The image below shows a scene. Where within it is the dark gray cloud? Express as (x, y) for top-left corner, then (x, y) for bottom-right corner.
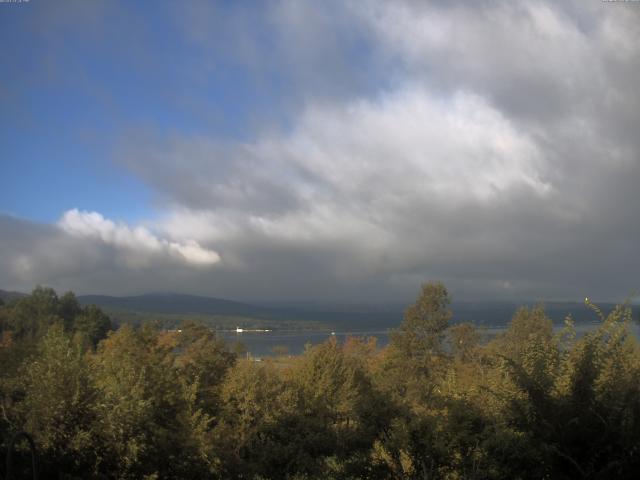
(3, 0), (640, 302)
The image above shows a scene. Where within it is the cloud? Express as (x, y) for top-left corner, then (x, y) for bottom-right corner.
(354, 1), (615, 121)
(129, 87), (550, 217)
(117, 0), (640, 301)
(58, 209), (220, 267)
(0, 212), (224, 296)
(121, 79), (640, 301)
(3, 0), (640, 302)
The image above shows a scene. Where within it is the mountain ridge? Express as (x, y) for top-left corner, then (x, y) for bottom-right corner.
(3, 289), (636, 329)
(0, 289), (28, 302)
(77, 292), (637, 329)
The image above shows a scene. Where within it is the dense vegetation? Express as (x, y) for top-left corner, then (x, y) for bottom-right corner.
(1, 284), (639, 479)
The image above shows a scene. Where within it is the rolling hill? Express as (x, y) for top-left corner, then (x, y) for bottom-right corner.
(78, 293), (273, 317)
(3, 288), (635, 330)
(77, 293), (637, 331)
(0, 289), (28, 302)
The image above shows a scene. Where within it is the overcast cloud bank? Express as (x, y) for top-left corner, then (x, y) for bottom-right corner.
(1, 0), (639, 302)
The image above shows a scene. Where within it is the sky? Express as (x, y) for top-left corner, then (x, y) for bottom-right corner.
(1, 0), (640, 303)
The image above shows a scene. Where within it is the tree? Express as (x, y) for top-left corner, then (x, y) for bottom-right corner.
(74, 304), (112, 347)
(17, 323), (97, 476)
(292, 338), (393, 478)
(90, 324), (185, 479)
(391, 282), (452, 361)
(58, 291), (82, 331)
(214, 359), (311, 478)
(6, 286), (62, 341)
(2, 287), (112, 347)
(449, 323), (480, 363)
(173, 321), (236, 415)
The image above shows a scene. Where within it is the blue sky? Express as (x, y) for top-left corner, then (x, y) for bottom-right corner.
(1, 1), (315, 222)
(0, 1), (387, 223)
(1, 1), (640, 302)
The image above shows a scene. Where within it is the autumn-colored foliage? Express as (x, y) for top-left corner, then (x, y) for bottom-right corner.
(1, 284), (640, 479)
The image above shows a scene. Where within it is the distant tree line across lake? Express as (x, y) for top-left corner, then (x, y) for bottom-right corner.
(1, 283), (640, 479)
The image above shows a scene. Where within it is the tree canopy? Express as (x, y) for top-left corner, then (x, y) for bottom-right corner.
(2, 284), (640, 479)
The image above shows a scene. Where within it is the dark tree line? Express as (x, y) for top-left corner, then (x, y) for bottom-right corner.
(1, 284), (639, 479)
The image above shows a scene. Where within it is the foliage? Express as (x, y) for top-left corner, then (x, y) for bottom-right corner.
(2, 286), (112, 346)
(2, 284), (640, 479)
(17, 324), (97, 477)
(391, 282), (452, 361)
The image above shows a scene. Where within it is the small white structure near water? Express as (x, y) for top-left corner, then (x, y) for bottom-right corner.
(234, 327), (272, 333)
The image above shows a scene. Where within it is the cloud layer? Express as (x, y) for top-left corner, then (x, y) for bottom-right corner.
(2, 0), (640, 302)
(59, 209), (220, 267)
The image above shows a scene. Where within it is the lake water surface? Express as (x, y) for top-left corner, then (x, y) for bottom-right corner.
(220, 322), (640, 358)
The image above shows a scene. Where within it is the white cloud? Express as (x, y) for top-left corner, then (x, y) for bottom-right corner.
(4, 0), (640, 301)
(281, 88), (550, 202)
(115, 0), (640, 301)
(149, 86), (550, 259)
(59, 209), (220, 267)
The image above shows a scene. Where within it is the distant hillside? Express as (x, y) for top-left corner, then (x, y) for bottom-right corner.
(0, 289), (27, 302)
(77, 293), (637, 331)
(450, 301), (636, 326)
(78, 293), (273, 317)
(253, 298), (635, 327)
(77, 293), (401, 330)
(78, 293), (340, 330)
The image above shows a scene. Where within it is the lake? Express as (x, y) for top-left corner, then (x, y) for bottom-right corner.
(220, 322), (640, 358)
